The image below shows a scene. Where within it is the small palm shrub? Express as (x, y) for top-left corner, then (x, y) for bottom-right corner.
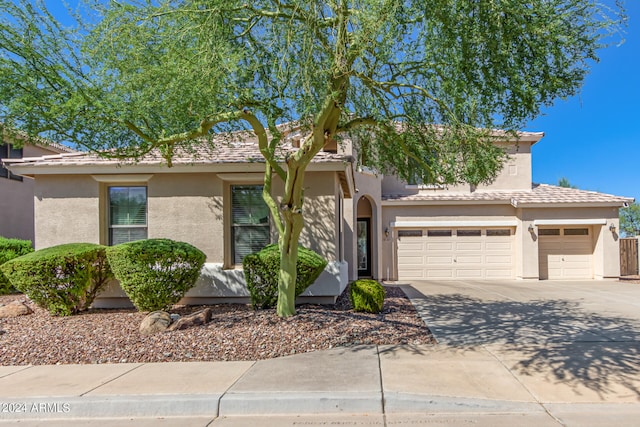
(0, 236), (34, 294)
(243, 244), (327, 309)
(0, 243), (112, 316)
(106, 238), (206, 311)
(350, 279), (385, 313)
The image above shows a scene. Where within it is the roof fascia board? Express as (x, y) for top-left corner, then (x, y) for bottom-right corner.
(381, 199), (511, 206)
(92, 174), (154, 183)
(533, 219), (607, 226)
(517, 202), (630, 208)
(392, 219), (519, 228)
(7, 160), (351, 176)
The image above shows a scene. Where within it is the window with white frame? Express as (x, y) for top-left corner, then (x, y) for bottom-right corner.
(108, 186), (148, 245)
(231, 185), (270, 265)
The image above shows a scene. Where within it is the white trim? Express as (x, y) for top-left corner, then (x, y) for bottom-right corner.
(391, 220), (518, 228)
(533, 219), (607, 226)
(217, 173), (265, 182)
(91, 174), (153, 183)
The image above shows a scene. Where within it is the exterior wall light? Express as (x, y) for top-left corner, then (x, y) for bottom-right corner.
(528, 224), (535, 233)
(609, 223), (616, 233)
(384, 227), (390, 238)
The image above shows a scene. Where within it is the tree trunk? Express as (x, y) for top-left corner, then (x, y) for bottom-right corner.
(275, 162), (307, 317)
(276, 212), (303, 316)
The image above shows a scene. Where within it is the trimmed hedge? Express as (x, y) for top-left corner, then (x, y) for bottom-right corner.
(0, 237), (34, 294)
(106, 238), (206, 312)
(0, 243), (112, 316)
(350, 279), (385, 313)
(243, 244), (327, 309)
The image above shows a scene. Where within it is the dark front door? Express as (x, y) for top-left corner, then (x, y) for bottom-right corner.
(357, 218), (372, 277)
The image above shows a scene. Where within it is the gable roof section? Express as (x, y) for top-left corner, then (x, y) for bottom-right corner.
(4, 138), (355, 197)
(382, 184), (634, 208)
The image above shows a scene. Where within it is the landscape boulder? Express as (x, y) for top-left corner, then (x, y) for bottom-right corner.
(139, 311), (172, 335)
(167, 308), (212, 331)
(0, 301), (33, 318)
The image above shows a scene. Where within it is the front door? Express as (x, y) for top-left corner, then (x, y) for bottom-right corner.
(357, 218), (372, 277)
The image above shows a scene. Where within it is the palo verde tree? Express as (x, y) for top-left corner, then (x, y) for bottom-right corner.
(0, 0), (624, 316)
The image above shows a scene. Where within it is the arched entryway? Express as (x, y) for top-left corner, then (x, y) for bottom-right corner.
(356, 196), (374, 278)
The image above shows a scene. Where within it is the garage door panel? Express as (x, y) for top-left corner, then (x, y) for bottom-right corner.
(457, 255), (483, 264)
(538, 228), (593, 280)
(455, 242), (482, 251)
(486, 242), (512, 251)
(426, 256), (453, 264)
(397, 228), (515, 280)
(397, 256), (425, 266)
(397, 241), (425, 251)
(456, 269), (483, 278)
(426, 242), (453, 251)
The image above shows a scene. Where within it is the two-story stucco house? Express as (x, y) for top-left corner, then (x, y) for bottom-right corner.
(352, 132), (633, 283)
(0, 135), (75, 243)
(3, 129), (633, 308)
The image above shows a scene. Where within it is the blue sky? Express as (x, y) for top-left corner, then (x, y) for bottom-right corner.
(526, 2), (640, 203)
(46, 2), (638, 202)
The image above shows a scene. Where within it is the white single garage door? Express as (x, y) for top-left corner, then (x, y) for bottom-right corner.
(396, 228), (515, 280)
(538, 227), (593, 279)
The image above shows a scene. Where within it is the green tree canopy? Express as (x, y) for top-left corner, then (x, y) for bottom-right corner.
(0, 0), (625, 316)
(558, 177), (579, 188)
(620, 202), (640, 237)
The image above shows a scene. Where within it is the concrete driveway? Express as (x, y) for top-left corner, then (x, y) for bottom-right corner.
(399, 279), (640, 411)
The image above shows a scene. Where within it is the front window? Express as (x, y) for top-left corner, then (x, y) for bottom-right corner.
(108, 186), (148, 245)
(231, 185), (270, 265)
(0, 142), (23, 181)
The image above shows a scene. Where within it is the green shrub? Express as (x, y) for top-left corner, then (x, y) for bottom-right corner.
(0, 243), (112, 315)
(243, 244), (328, 309)
(0, 237), (34, 294)
(106, 238), (206, 312)
(350, 279), (385, 313)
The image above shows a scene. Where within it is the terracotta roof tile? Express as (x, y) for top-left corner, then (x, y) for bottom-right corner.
(5, 139), (349, 167)
(382, 184), (634, 206)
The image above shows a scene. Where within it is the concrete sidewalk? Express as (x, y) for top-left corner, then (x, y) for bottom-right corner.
(2, 344), (640, 426)
(2, 279), (640, 425)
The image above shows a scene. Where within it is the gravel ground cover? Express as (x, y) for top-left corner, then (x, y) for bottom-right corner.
(0, 286), (434, 365)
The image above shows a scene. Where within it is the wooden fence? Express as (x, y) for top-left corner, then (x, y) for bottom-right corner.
(620, 237), (639, 276)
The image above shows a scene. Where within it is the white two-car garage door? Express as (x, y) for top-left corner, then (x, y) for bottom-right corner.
(538, 227), (593, 279)
(396, 228), (515, 280)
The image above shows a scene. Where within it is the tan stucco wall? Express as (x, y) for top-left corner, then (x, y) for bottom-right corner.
(0, 177), (35, 241)
(147, 173), (223, 261)
(285, 171), (339, 260)
(0, 144), (71, 243)
(380, 142), (533, 196)
(32, 170), (341, 266)
(477, 142), (532, 191)
(33, 175), (100, 249)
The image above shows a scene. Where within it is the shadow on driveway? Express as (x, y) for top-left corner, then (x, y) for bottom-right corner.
(404, 288), (640, 399)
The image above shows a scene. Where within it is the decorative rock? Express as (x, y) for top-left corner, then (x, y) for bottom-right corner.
(139, 311), (172, 335)
(170, 313), (181, 322)
(167, 308), (212, 331)
(0, 301), (33, 318)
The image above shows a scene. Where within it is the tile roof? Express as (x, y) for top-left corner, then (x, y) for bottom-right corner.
(382, 184), (634, 207)
(3, 138), (350, 168)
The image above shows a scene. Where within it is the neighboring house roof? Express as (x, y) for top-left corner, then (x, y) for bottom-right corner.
(2, 129), (76, 154)
(382, 184), (635, 207)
